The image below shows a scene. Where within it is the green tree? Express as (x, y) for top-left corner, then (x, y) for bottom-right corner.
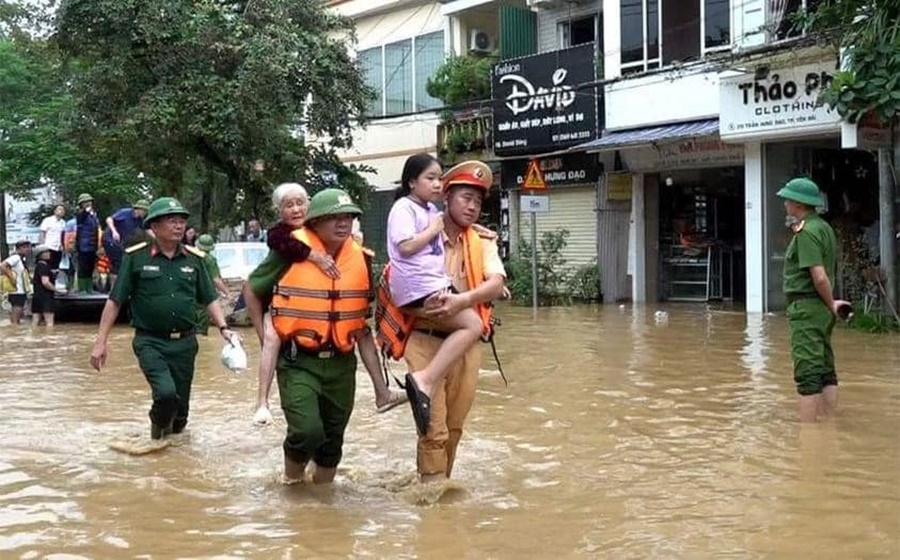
(55, 0), (374, 225)
(800, 0), (900, 123)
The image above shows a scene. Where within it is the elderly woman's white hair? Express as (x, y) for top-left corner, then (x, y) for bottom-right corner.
(271, 182), (309, 209)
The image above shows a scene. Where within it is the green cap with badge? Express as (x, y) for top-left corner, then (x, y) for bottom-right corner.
(306, 188), (362, 222)
(77, 193), (93, 205)
(776, 177), (824, 208)
(143, 197), (190, 227)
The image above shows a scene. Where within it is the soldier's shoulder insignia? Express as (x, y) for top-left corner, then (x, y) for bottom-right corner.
(125, 241), (149, 254)
(361, 246), (376, 258)
(184, 245), (206, 258)
(791, 220), (806, 234)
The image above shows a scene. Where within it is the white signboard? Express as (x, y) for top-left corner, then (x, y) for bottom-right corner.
(520, 195), (549, 213)
(719, 63), (842, 141)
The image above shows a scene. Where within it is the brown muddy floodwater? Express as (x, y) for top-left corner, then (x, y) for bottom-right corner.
(0, 304), (898, 559)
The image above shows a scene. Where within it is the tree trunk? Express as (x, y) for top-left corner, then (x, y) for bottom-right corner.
(200, 167), (213, 233)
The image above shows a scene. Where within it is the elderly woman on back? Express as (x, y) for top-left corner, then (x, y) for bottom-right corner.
(244, 183), (406, 426)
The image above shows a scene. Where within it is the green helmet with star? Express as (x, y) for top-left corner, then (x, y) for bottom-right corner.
(306, 188), (362, 221)
(143, 197), (190, 227)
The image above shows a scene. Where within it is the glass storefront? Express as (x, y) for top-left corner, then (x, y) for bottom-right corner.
(764, 138), (880, 310)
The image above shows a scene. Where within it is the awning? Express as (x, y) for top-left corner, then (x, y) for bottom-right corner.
(573, 119), (720, 152)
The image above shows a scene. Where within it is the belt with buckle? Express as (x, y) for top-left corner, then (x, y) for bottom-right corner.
(414, 328), (451, 340)
(282, 341), (346, 360)
(136, 328), (196, 340)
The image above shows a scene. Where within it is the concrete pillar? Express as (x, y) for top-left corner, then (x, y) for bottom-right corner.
(744, 142), (766, 313)
(629, 174), (646, 302)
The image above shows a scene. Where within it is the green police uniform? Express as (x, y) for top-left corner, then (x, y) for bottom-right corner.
(779, 179), (839, 396)
(111, 198), (218, 435)
(247, 188), (366, 468)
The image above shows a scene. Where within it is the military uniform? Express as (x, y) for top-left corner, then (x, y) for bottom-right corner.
(778, 178), (840, 396)
(195, 234), (223, 336)
(247, 188), (370, 471)
(110, 199), (218, 436)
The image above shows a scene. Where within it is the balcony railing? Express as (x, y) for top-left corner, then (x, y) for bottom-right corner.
(436, 102), (492, 163)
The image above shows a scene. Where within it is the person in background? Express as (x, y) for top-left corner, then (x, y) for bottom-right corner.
(778, 178), (850, 423)
(39, 204), (66, 272)
(94, 246), (111, 292)
(194, 233), (230, 336)
(103, 199), (149, 288)
(1, 240), (33, 325)
(243, 219), (266, 242)
(75, 193), (101, 293)
(184, 226), (199, 247)
(61, 217), (77, 291)
(90, 197), (237, 440)
(30, 244), (57, 327)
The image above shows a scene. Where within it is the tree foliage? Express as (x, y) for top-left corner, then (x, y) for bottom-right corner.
(801, 0), (900, 123)
(426, 55), (496, 107)
(55, 0), (374, 224)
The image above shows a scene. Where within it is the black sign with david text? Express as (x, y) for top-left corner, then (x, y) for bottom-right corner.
(500, 152), (603, 190)
(491, 44), (599, 156)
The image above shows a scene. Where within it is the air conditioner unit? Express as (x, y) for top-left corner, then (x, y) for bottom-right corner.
(468, 29), (495, 54)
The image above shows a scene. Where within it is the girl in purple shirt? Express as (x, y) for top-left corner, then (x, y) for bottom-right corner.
(386, 153), (483, 436)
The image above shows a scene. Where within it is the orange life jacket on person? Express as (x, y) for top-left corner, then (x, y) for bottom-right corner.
(270, 228), (373, 353)
(375, 227), (495, 361)
(96, 254), (111, 274)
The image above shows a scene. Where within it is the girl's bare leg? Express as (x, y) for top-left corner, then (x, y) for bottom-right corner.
(408, 306), (482, 398)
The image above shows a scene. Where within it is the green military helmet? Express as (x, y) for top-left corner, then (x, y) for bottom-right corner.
(133, 199), (150, 211)
(76, 193), (93, 205)
(776, 177), (824, 207)
(143, 197), (190, 227)
(197, 233), (215, 252)
(306, 188), (362, 221)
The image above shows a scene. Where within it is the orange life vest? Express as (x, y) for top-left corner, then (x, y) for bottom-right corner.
(96, 254), (111, 274)
(375, 227), (494, 360)
(271, 228), (372, 353)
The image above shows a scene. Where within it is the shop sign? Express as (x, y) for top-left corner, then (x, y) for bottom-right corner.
(501, 151), (603, 190)
(491, 44), (599, 156)
(719, 62), (841, 141)
(623, 139), (744, 171)
(606, 172), (632, 201)
(520, 195), (550, 213)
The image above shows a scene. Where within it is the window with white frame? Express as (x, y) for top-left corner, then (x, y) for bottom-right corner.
(559, 14), (600, 48)
(359, 31), (445, 117)
(620, 0), (730, 75)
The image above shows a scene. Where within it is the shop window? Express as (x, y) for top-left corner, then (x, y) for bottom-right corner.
(619, 0), (729, 74)
(358, 31), (445, 118)
(560, 15), (599, 47)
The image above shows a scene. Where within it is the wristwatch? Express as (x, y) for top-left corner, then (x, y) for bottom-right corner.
(218, 325), (229, 333)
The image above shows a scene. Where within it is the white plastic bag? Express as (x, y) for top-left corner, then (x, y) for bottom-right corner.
(221, 334), (248, 372)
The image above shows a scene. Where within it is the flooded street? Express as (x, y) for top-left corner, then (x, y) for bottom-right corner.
(1, 304), (898, 559)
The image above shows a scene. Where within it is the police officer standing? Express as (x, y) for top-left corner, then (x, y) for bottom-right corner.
(90, 197), (238, 439)
(778, 178), (851, 423)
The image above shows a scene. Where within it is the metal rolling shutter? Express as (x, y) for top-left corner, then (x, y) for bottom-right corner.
(518, 186), (597, 268)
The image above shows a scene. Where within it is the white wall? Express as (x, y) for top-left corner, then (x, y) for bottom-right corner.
(604, 69), (720, 131)
(332, 1), (445, 191)
(338, 114), (443, 190)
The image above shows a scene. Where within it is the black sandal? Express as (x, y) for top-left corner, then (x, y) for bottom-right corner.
(404, 373), (431, 436)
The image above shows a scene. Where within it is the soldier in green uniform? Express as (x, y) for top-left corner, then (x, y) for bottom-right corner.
(194, 233), (230, 336)
(90, 197), (238, 439)
(778, 178), (851, 423)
